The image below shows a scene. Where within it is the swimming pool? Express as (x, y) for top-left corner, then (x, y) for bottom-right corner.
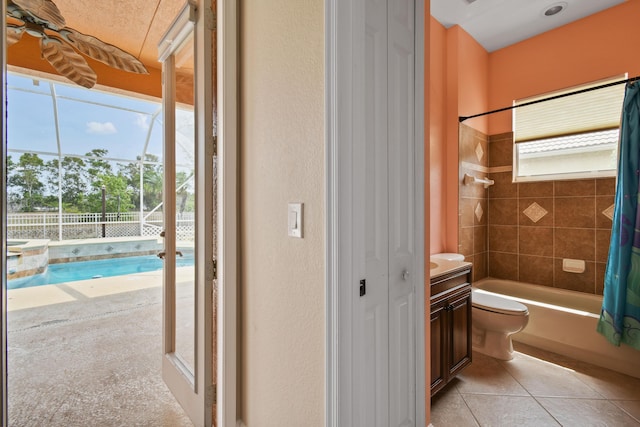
(7, 253), (194, 289)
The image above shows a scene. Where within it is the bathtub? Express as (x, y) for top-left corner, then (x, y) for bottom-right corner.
(474, 278), (640, 379)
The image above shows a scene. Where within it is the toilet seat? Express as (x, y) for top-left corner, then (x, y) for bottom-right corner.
(472, 290), (528, 316)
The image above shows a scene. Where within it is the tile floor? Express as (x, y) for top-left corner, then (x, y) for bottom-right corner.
(431, 342), (640, 426)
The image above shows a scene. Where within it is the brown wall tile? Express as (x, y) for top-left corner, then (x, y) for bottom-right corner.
(596, 195), (615, 229)
(464, 131), (613, 296)
(459, 124), (488, 167)
(488, 132), (513, 144)
(475, 198), (488, 225)
(489, 171), (517, 199)
(460, 197), (476, 227)
(554, 228), (596, 261)
(555, 179), (595, 196)
(596, 263), (606, 295)
(518, 198), (553, 227)
(519, 255), (554, 286)
(554, 197), (595, 228)
(519, 227), (553, 257)
(489, 225), (517, 253)
(596, 177), (616, 195)
(554, 259), (596, 293)
(489, 252), (518, 281)
(474, 226), (487, 254)
(519, 181), (553, 198)
(472, 252), (488, 282)
(459, 226), (474, 257)
(595, 229), (611, 263)
(488, 138), (512, 168)
(489, 198), (518, 226)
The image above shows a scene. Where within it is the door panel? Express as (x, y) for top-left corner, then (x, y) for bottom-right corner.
(361, 0), (416, 425)
(158, 2), (214, 425)
(387, 0), (416, 425)
(363, 0), (389, 422)
(173, 36), (197, 374)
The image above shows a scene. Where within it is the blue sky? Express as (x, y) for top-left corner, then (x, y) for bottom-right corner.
(7, 72), (164, 163)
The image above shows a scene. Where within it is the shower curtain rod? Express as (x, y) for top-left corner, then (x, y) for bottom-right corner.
(458, 75), (640, 123)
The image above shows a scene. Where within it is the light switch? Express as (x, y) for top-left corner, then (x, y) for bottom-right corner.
(288, 203), (303, 238)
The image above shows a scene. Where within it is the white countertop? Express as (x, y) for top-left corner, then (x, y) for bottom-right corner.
(429, 258), (472, 280)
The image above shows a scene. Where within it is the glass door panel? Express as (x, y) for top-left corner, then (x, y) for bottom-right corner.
(159, 1), (214, 425)
(173, 36), (196, 374)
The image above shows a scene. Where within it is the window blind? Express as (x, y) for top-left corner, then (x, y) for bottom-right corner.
(514, 77), (626, 143)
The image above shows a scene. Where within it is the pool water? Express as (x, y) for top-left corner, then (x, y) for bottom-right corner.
(7, 253), (194, 289)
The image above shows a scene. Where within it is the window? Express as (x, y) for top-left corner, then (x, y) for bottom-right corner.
(513, 77), (626, 182)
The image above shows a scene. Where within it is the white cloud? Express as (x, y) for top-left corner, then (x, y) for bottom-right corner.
(135, 113), (150, 130)
(86, 121), (117, 135)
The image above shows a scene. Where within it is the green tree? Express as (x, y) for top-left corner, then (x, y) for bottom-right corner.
(119, 154), (163, 211)
(8, 153), (45, 211)
(87, 173), (135, 213)
(176, 170), (194, 214)
(85, 149), (112, 177)
(46, 156), (89, 211)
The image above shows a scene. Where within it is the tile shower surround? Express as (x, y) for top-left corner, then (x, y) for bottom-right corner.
(458, 124), (614, 295)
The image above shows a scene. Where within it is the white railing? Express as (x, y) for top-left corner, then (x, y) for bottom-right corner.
(7, 212), (195, 241)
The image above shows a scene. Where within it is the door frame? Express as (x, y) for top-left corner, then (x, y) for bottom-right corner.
(325, 1), (426, 425)
(1, 0), (7, 424)
(216, 1), (238, 426)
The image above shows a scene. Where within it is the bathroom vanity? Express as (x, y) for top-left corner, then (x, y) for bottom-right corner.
(429, 261), (472, 396)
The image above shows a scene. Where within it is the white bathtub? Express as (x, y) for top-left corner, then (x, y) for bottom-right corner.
(474, 278), (640, 379)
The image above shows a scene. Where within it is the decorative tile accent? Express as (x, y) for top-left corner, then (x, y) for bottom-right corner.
(72, 248), (80, 255)
(602, 204), (615, 221)
(475, 143), (484, 162)
(475, 202), (484, 222)
(523, 202), (548, 223)
(106, 245), (114, 252)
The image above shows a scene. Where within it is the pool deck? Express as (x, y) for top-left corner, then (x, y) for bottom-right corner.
(7, 271), (193, 426)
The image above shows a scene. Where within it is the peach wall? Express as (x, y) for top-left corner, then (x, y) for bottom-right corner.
(429, 17), (446, 255)
(429, 24), (489, 254)
(489, 0), (640, 134)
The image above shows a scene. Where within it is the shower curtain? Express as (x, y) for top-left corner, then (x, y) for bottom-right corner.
(597, 81), (640, 350)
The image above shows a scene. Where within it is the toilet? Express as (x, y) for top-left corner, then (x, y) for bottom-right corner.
(431, 253), (529, 360)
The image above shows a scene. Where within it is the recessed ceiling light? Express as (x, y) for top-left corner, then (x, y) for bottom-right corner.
(544, 2), (567, 16)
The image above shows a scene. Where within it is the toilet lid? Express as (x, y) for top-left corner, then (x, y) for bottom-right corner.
(472, 290), (528, 315)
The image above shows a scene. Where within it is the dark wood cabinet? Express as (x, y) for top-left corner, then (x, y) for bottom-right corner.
(430, 266), (472, 397)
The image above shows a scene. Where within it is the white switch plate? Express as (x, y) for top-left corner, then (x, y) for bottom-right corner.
(288, 203), (303, 238)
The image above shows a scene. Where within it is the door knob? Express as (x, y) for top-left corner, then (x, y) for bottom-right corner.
(157, 251), (183, 259)
(402, 270), (410, 281)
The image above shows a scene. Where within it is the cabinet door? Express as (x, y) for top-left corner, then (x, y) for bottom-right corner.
(429, 301), (447, 396)
(448, 290), (472, 378)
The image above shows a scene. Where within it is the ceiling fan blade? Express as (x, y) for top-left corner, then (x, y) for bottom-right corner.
(40, 37), (97, 88)
(59, 28), (148, 75)
(11, 0), (66, 30)
(7, 24), (26, 46)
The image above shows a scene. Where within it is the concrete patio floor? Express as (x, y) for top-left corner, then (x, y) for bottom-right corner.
(7, 270), (193, 426)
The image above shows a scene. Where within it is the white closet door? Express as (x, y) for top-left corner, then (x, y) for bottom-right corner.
(357, 0), (416, 425)
(387, 1), (416, 425)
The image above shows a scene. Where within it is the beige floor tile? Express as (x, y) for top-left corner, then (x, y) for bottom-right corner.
(462, 394), (560, 426)
(537, 397), (640, 426)
(613, 401), (640, 423)
(456, 352), (529, 396)
(431, 385), (479, 427)
(500, 351), (603, 398)
(570, 363), (640, 401)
